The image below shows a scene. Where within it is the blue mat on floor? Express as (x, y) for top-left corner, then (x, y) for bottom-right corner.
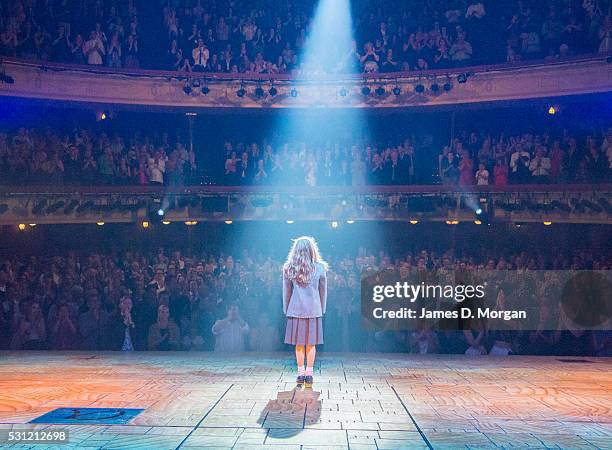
(30, 407), (143, 424)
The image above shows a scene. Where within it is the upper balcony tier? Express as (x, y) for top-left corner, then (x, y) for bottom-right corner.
(1, 55), (611, 110)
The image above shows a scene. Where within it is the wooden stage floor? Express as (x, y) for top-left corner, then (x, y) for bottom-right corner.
(0, 352), (610, 449)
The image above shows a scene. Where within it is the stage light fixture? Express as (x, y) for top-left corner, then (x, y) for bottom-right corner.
(331, 221), (339, 228)
(597, 198), (612, 213)
(581, 199), (602, 212)
(286, 220), (294, 224)
(268, 86), (278, 96)
(543, 221), (552, 226)
(236, 85), (246, 97)
(46, 201), (65, 214)
(29, 223), (37, 227)
(157, 209), (165, 216)
(339, 87), (348, 97)
(443, 82), (453, 91)
(392, 86), (401, 96)
(189, 197), (201, 208)
(0, 72), (14, 84)
(97, 221), (105, 226)
(201, 85), (210, 95)
(224, 220), (233, 224)
(184, 220), (198, 226)
(255, 86), (265, 97)
(162, 220), (171, 225)
(18, 223), (26, 231)
(548, 106), (557, 115)
(409, 220), (418, 224)
(76, 200), (94, 213)
(32, 200), (47, 215)
(570, 198), (586, 213)
(183, 84), (192, 95)
(346, 220), (355, 224)
(414, 84), (425, 93)
(0, 59), (15, 84)
(375, 86), (385, 96)
(430, 83), (439, 92)
(290, 88), (298, 97)
(542, 203), (555, 213)
(550, 200), (571, 212)
(142, 221), (150, 228)
(475, 208), (483, 215)
(474, 220), (482, 225)
(361, 86), (371, 96)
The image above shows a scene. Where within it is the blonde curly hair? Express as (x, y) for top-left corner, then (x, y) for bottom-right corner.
(283, 236), (328, 287)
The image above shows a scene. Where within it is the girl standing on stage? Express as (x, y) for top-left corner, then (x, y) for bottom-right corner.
(283, 236), (328, 388)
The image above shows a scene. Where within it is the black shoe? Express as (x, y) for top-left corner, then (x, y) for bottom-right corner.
(304, 375), (313, 389)
(296, 375), (305, 387)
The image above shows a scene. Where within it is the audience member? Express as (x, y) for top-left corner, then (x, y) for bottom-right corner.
(0, 242), (609, 355)
(212, 303), (250, 352)
(148, 304), (181, 350)
(1, 1), (610, 75)
(0, 127), (197, 186)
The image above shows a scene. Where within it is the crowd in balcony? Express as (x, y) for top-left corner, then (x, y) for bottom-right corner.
(1, 124), (611, 186)
(221, 128), (612, 186)
(1, 0), (611, 74)
(0, 127), (197, 186)
(0, 244), (609, 355)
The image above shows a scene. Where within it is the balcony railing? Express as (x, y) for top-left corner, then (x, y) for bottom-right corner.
(0, 184), (610, 225)
(1, 55), (611, 109)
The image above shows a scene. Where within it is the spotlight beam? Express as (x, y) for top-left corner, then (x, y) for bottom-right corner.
(300, 0), (353, 77)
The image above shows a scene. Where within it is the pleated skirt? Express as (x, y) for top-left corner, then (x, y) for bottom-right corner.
(284, 317), (324, 345)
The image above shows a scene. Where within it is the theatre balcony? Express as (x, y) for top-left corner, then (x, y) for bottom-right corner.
(1, 55), (612, 110)
(0, 184), (610, 226)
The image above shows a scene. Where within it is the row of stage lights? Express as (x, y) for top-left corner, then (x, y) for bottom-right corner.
(16, 220), (197, 230)
(182, 73), (473, 98)
(15, 219), (555, 231)
(6, 194), (606, 223)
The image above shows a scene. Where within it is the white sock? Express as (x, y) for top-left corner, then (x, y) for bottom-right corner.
(297, 366), (305, 376)
(305, 367), (313, 376)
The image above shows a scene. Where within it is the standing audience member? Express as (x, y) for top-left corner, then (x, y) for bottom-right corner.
(148, 304), (181, 350)
(0, 0), (607, 75)
(0, 244), (608, 356)
(79, 290), (112, 350)
(475, 162), (489, 185)
(529, 147), (552, 183)
(212, 304), (249, 352)
(11, 301), (47, 350)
